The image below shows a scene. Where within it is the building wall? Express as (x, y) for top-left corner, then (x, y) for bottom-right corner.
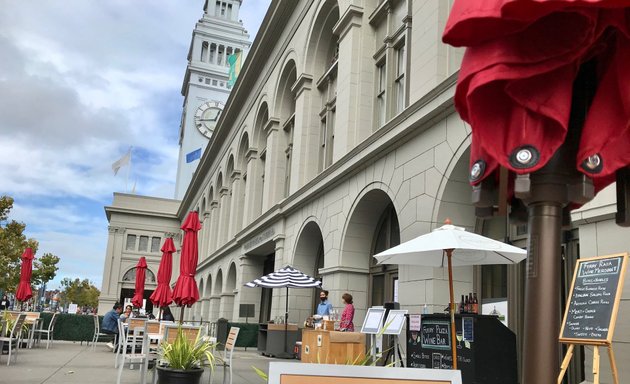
(98, 193), (180, 315)
(179, 0), (475, 327)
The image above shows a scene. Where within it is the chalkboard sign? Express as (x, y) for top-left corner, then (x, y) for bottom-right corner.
(420, 320), (451, 350)
(560, 253), (628, 345)
(407, 314), (518, 384)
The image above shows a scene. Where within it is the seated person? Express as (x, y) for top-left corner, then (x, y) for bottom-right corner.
(119, 305), (133, 322)
(102, 303), (123, 350)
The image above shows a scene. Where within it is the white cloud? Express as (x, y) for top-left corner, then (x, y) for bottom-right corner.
(0, 0), (271, 290)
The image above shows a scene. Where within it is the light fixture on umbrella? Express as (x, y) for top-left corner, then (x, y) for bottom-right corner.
(374, 219), (526, 370)
(150, 237), (176, 320)
(131, 257), (147, 309)
(245, 265), (322, 358)
(16, 248), (35, 306)
(172, 211), (202, 322)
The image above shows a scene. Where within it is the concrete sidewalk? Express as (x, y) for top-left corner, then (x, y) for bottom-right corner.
(0, 341), (297, 384)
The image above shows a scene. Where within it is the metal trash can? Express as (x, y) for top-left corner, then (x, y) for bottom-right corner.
(294, 341), (302, 360)
(216, 318), (228, 351)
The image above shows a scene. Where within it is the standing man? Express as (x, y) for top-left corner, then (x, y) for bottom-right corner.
(317, 290), (333, 316)
(102, 303), (123, 350)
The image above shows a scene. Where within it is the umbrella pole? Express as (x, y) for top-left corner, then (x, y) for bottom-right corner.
(446, 249), (458, 370)
(179, 306), (185, 324)
(285, 287), (288, 356)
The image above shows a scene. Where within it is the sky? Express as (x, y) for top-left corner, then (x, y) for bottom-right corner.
(0, 0), (271, 291)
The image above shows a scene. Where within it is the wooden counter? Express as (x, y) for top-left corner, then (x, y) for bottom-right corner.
(301, 329), (366, 364)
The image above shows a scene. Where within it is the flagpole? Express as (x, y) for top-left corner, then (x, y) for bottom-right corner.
(126, 147), (132, 193)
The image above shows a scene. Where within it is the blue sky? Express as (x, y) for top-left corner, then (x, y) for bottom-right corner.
(0, 0), (271, 290)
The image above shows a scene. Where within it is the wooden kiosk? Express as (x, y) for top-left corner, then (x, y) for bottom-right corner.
(301, 325), (366, 364)
(557, 253), (628, 384)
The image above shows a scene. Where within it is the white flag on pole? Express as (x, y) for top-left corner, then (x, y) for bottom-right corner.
(112, 149), (131, 176)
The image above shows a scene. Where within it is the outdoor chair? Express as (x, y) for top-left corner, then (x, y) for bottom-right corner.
(33, 312), (58, 349)
(0, 312), (27, 365)
(115, 318), (147, 368)
(211, 326), (240, 384)
(116, 321), (150, 384)
(91, 314), (114, 351)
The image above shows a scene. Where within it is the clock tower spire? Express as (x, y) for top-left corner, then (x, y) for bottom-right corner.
(175, 0), (250, 199)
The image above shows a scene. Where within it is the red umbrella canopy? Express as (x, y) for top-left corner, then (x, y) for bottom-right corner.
(443, 0), (630, 192)
(149, 237), (176, 308)
(15, 248), (34, 302)
(131, 257), (148, 308)
(172, 211), (202, 307)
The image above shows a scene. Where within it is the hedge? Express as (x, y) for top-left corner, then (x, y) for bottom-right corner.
(227, 322), (258, 348)
(39, 312), (97, 343)
(32, 313), (260, 348)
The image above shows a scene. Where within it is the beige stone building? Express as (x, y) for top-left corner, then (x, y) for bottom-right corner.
(99, 1), (629, 382)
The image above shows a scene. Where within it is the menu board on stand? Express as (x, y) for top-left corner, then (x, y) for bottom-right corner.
(557, 253), (628, 384)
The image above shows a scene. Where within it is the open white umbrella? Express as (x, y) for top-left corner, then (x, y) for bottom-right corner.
(374, 220), (526, 370)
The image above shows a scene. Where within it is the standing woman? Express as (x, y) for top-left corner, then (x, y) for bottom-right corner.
(339, 293), (355, 332)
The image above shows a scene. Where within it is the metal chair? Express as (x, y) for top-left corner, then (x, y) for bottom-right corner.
(33, 312), (58, 349)
(91, 314), (114, 351)
(211, 327), (240, 384)
(0, 313), (27, 365)
(116, 321), (150, 384)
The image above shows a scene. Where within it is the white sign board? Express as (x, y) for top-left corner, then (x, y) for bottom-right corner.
(383, 309), (408, 335)
(68, 303), (78, 314)
(361, 307), (386, 334)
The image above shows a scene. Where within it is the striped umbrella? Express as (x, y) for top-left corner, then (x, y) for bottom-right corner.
(245, 265), (321, 357)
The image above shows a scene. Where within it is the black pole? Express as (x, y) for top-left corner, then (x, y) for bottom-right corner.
(516, 61), (596, 384)
(284, 286), (288, 356)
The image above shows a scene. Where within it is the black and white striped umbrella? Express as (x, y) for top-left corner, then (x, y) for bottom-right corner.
(244, 265), (321, 289)
(245, 265), (321, 357)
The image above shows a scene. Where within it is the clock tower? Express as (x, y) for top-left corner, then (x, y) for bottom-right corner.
(175, 0), (251, 199)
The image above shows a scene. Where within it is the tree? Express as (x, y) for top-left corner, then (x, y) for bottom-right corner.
(60, 278), (100, 308)
(0, 196), (39, 293)
(32, 253), (60, 287)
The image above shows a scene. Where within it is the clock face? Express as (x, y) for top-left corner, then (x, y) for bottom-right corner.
(194, 101), (224, 138)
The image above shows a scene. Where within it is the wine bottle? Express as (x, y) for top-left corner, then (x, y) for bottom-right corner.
(459, 295), (465, 314)
(473, 293), (479, 314)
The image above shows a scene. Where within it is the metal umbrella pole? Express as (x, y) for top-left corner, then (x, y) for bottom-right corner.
(515, 62), (596, 384)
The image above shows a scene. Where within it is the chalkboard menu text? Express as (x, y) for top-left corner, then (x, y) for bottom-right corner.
(560, 253), (628, 344)
(421, 320), (451, 350)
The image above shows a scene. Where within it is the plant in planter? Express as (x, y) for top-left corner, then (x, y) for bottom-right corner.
(156, 327), (218, 384)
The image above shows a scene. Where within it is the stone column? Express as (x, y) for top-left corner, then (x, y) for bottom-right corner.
(98, 226), (126, 314)
(262, 118), (284, 210)
(332, 5), (375, 155)
(209, 200), (219, 253)
(242, 149), (259, 226)
(220, 293), (235, 320)
(228, 170), (242, 239)
(217, 186), (230, 247)
(209, 295), (221, 321)
(291, 74), (317, 189)
(239, 255), (264, 321)
(200, 212), (210, 261)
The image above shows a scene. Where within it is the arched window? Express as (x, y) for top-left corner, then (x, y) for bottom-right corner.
(122, 268), (156, 283)
(369, 203), (400, 306)
(201, 41), (209, 62)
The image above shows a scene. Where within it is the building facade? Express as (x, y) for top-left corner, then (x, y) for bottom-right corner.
(175, 0), (251, 199)
(100, 1), (629, 382)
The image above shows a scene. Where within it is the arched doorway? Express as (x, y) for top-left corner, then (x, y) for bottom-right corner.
(292, 220), (325, 322)
(341, 187), (400, 322)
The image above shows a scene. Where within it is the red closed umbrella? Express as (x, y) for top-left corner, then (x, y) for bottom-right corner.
(15, 248), (34, 302)
(172, 211), (201, 320)
(443, 0), (630, 192)
(149, 237), (176, 308)
(131, 257), (147, 308)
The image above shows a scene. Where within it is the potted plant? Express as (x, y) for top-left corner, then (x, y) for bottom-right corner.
(156, 326), (217, 384)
